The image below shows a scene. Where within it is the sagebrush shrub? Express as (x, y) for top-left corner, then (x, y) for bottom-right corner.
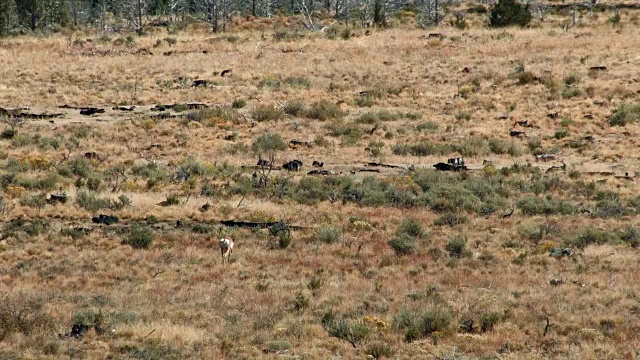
(489, 0), (532, 27)
(317, 226), (341, 244)
(124, 225), (154, 249)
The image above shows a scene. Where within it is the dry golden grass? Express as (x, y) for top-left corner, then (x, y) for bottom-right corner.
(1, 12), (640, 359)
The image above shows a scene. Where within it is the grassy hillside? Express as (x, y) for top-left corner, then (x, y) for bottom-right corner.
(1, 10), (640, 359)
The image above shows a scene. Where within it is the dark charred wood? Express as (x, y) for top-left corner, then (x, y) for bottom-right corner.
(79, 107), (105, 116)
(307, 169), (332, 176)
(112, 106), (136, 111)
(366, 162), (406, 170)
(589, 66), (608, 72)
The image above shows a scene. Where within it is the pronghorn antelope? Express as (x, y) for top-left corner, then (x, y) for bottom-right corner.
(219, 237), (234, 265)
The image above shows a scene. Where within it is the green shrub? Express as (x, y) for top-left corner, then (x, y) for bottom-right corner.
(562, 86), (581, 99)
(19, 194), (47, 210)
(325, 27), (339, 40)
(123, 340), (180, 359)
(516, 196), (576, 216)
(284, 76), (311, 88)
(608, 12), (621, 25)
(417, 122), (439, 132)
(455, 136), (489, 157)
(124, 225), (154, 249)
(570, 227), (617, 249)
(468, 4), (488, 13)
(340, 28), (352, 40)
(231, 99), (246, 109)
(327, 122), (363, 145)
(389, 234), (416, 255)
(252, 132), (287, 156)
(451, 12), (468, 30)
(488, 138), (523, 156)
(489, 0), (532, 27)
(620, 226), (640, 248)
(393, 307), (452, 343)
(293, 292), (309, 312)
(480, 312), (503, 332)
(422, 183), (482, 214)
(270, 220), (292, 249)
(317, 226), (342, 244)
(314, 135), (331, 147)
(434, 213), (469, 227)
(266, 340), (291, 352)
(357, 111), (401, 124)
(517, 71), (536, 85)
(252, 105), (285, 122)
(564, 72), (581, 86)
(355, 94), (374, 107)
(159, 193), (181, 206)
(397, 218), (424, 238)
(306, 100), (345, 120)
(277, 232), (292, 249)
(60, 227), (88, 240)
(445, 235), (468, 258)
(321, 312), (371, 347)
(283, 101), (306, 116)
(273, 30), (302, 42)
(368, 141), (384, 156)
(186, 106), (238, 123)
(608, 103), (640, 126)
(258, 76), (281, 89)
(72, 309), (107, 328)
(365, 341), (395, 359)
(554, 130), (570, 139)
(69, 157), (93, 178)
(76, 191), (129, 212)
(455, 112), (472, 121)
(1, 128), (17, 139)
(0, 292), (53, 341)
(3, 218), (50, 238)
(595, 199), (628, 218)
